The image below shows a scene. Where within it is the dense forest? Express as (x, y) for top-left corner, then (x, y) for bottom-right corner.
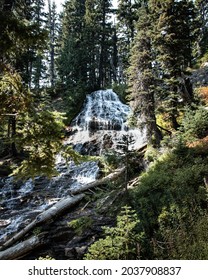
(1, 0), (208, 260)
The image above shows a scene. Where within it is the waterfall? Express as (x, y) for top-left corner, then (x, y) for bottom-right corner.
(0, 89), (146, 245)
(68, 89), (146, 155)
(74, 89), (130, 131)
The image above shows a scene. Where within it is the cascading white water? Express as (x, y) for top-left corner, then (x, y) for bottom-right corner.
(0, 89), (146, 245)
(74, 89), (130, 131)
(68, 89), (146, 154)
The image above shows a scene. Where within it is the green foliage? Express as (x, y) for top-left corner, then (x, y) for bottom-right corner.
(33, 227), (42, 236)
(127, 5), (162, 145)
(0, 66), (32, 156)
(68, 216), (93, 236)
(58, 0), (115, 95)
(112, 83), (128, 103)
(0, 68), (31, 117)
(100, 151), (122, 173)
(130, 146), (208, 259)
(37, 255), (55, 260)
(84, 206), (143, 260)
(144, 146), (160, 163)
(180, 106), (208, 141)
(157, 208), (208, 259)
(0, 66), (84, 179)
(11, 108), (66, 180)
(64, 86), (87, 122)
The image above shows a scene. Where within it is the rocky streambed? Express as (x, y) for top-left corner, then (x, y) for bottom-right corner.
(0, 89), (146, 259)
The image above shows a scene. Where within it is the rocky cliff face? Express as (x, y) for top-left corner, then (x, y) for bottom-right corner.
(191, 65), (208, 87)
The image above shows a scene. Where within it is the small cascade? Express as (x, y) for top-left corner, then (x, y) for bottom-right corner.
(68, 89), (146, 155)
(0, 159), (100, 244)
(73, 89), (130, 131)
(0, 89), (146, 248)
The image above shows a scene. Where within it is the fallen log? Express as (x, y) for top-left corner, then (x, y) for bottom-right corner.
(71, 166), (126, 195)
(0, 236), (41, 260)
(0, 167), (125, 258)
(0, 194), (85, 252)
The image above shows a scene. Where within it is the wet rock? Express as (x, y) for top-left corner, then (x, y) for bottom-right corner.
(0, 220), (11, 227)
(0, 89), (146, 259)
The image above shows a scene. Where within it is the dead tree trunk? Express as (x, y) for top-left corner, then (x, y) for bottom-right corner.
(0, 236), (41, 260)
(0, 167), (126, 259)
(0, 194), (85, 252)
(71, 167), (126, 195)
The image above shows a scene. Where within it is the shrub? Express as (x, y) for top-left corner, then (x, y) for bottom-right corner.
(129, 148), (208, 259)
(84, 206), (144, 260)
(180, 106), (208, 141)
(68, 216), (93, 236)
(197, 87), (208, 105)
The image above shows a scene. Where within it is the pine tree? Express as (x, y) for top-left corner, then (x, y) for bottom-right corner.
(0, 65), (32, 155)
(96, 0), (114, 87)
(84, 0), (102, 89)
(57, 0), (115, 120)
(58, 0), (87, 87)
(195, 0), (208, 58)
(13, 0), (47, 86)
(0, 1), (68, 177)
(47, 0), (59, 87)
(0, 1), (44, 64)
(116, 0), (142, 83)
(151, 0), (197, 129)
(31, 0), (47, 89)
(85, 206), (143, 260)
(84, 0), (116, 87)
(117, 0), (140, 43)
(128, 5), (162, 146)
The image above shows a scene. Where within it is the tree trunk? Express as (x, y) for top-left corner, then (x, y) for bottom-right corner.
(0, 194), (85, 251)
(0, 167), (126, 259)
(8, 115), (17, 156)
(48, 0), (55, 87)
(71, 166), (126, 195)
(0, 236), (42, 260)
(98, 1), (106, 88)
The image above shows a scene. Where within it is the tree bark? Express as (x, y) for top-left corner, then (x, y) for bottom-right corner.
(0, 167), (126, 259)
(0, 236), (41, 260)
(0, 194), (85, 251)
(71, 167), (126, 195)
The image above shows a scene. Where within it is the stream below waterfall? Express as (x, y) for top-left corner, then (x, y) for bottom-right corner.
(0, 89), (146, 254)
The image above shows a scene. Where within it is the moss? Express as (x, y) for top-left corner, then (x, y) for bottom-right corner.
(68, 216), (93, 236)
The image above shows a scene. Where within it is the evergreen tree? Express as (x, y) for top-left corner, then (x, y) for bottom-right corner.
(195, 0), (208, 58)
(96, 0), (114, 87)
(151, 0), (197, 129)
(128, 5), (162, 146)
(47, 0), (59, 87)
(85, 206), (143, 260)
(0, 65), (32, 155)
(58, 0), (87, 87)
(0, 1), (69, 178)
(0, 1), (44, 64)
(57, 0), (115, 120)
(84, 0), (100, 89)
(85, 0), (116, 87)
(117, 0), (138, 41)
(58, 0), (114, 90)
(13, 0), (47, 86)
(31, 0), (47, 89)
(116, 0), (142, 83)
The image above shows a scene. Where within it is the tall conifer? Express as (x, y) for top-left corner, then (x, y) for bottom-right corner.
(128, 5), (162, 146)
(151, 0), (197, 129)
